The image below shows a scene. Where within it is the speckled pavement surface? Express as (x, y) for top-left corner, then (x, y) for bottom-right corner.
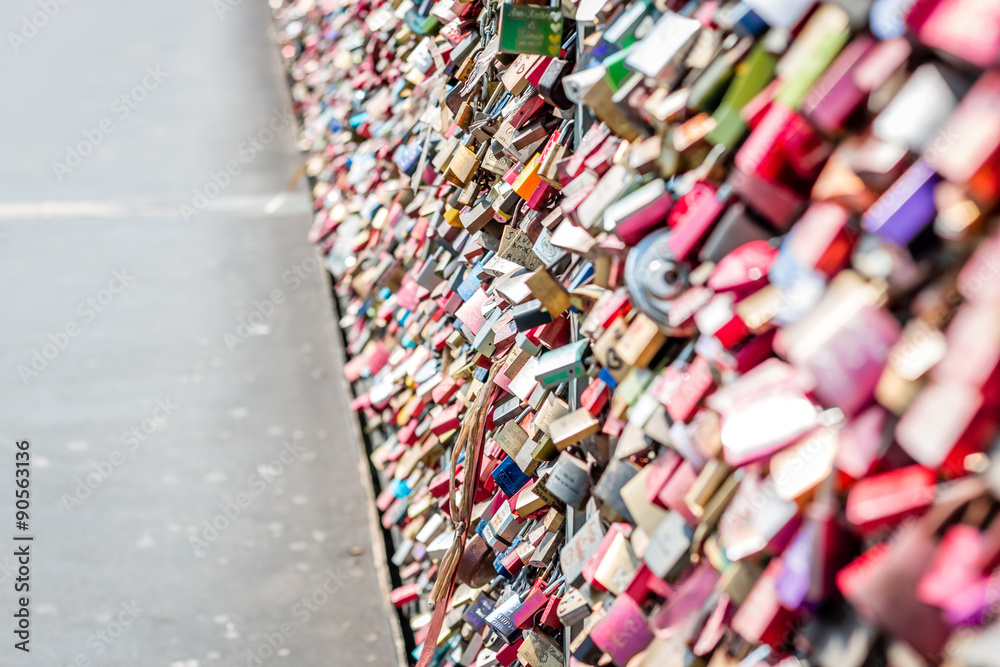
(0, 1), (399, 665)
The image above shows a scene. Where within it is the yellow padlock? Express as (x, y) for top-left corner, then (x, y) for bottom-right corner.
(443, 205), (462, 226)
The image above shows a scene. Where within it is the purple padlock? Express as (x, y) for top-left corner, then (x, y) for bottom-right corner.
(863, 160), (939, 247)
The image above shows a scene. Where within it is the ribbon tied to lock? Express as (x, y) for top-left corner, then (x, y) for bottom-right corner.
(417, 362), (506, 667)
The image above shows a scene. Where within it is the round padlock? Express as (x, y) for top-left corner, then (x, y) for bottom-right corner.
(457, 533), (498, 588)
(624, 229), (692, 333)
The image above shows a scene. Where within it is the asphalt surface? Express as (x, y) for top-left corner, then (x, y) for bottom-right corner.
(0, 1), (399, 665)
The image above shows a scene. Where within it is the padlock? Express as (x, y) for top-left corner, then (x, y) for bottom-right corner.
(707, 41), (777, 149)
(606, 180), (673, 245)
(845, 465), (936, 531)
(525, 267), (570, 316)
(624, 11), (701, 81)
(512, 299), (554, 331)
(517, 629), (564, 667)
(494, 538), (527, 579)
(556, 587), (590, 627)
(589, 594), (653, 666)
(485, 593), (524, 644)
(534, 338), (588, 388)
(543, 452), (591, 510)
(497, 0), (563, 58)
(492, 456), (532, 498)
(281, 0), (1000, 663)
(482, 501), (523, 550)
(537, 58), (573, 109)
(561, 512), (606, 588)
(592, 459), (640, 523)
(731, 558), (801, 647)
(548, 408), (600, 451)
(538, 593), (562, 629)
(624, 229), (692, 331)
(509, 577), (550, 629)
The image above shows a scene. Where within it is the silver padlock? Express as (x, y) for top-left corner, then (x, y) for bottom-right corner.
(484, 592), (523, 644)
(543, 451), (590, 510)
(625, 229), (692, 333)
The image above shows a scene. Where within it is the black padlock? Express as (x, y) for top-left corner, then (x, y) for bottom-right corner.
(538, 58), (573, 109)
(512, 299), (554, 331)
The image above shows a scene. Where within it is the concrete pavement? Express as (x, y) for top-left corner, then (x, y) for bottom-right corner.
(0, 0), (399, 665)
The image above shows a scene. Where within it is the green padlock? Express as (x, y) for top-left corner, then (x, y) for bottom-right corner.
(534, 337), (589, 388)
(499, 2), (563, 57)
(707, 40), (778, 149)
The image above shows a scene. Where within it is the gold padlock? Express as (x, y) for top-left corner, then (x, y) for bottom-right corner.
(444, 143), (481, 187)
